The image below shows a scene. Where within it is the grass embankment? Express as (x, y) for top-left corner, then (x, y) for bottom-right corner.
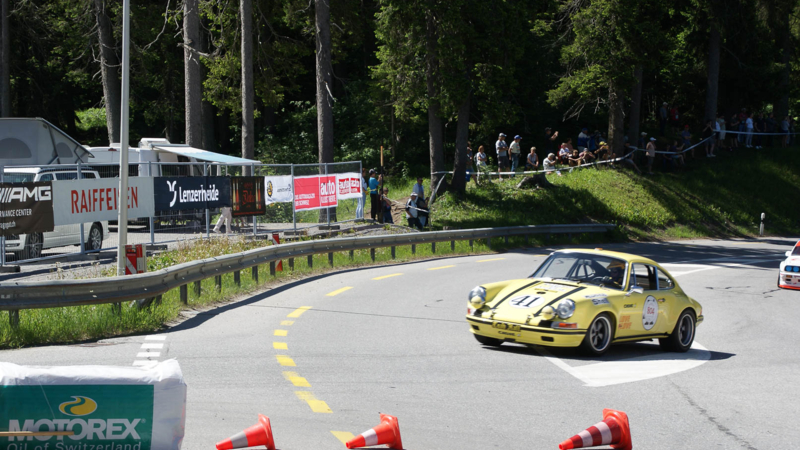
(423, 148), (800, 239)
(3, 233), (591, 348)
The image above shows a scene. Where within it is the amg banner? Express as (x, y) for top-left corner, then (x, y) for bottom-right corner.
(231, 176), (265, 217)
(0, 182), (55, 236)
(153, 177), (231, 211)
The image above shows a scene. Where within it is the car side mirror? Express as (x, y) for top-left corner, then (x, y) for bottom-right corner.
(786, 251), (792, 257)
(626, 286), (644, 296)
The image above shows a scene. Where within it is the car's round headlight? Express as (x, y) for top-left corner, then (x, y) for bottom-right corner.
(556, 299), (575, 319)
(469, 286), (487, 308)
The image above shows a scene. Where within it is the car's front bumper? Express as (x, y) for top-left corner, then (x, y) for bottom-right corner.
(779, 271), (800, 290)
(466, 316), (586, 347)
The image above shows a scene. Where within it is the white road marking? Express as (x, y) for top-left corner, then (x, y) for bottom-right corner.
(133, 335), (167, 367)
(145, 335), (167, 341)
(137, 352), (160, 358)
(537, 342), (710, 387)
(132, 360), (158, 367)
(140, 343), (163, 349)
(663, 259), (779, 277)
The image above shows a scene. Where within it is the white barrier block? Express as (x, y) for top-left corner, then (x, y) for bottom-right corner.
(0, 359), (186, 450)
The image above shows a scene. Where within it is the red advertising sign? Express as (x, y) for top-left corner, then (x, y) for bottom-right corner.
(336, 173), (362, 199)
(294, 175), (338, 211)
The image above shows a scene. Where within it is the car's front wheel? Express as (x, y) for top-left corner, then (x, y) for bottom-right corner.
(659, 310), (695, 352)
(21, 233), (43, 260)
(580, 313), (613, 356)
(86, 223), (103, 251)
(473, 333), (503, 347)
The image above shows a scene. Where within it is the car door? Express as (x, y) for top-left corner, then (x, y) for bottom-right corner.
(614, 263), (658, 338)
(36, 173), (64, 248)
(653, 268), (679, 334)
(53, 172), (82, 246)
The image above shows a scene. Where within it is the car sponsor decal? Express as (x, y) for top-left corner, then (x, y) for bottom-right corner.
(591, 297), (610, 305)
(618, 315), (632, 330)
(642, 295), (658, 330)
(538, 283), (571, 292)
(623, 303), (636, 308)
(508, 295), (545, 309)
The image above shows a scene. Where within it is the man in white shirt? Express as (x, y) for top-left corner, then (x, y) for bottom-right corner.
(745, 113), (755, 148)
(496, 133), (509, 180)
(509, 135), (522, 176)
(412, 177), (425, 201)
(406, 192), (421, 230)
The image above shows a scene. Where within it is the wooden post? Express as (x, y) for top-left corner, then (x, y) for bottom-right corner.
(233, 270), (240, 286)
(391, 246), (396, 259)
(451, 240), (455, 251)
(411, 244), (416, 254)
(504, 236), (509, 244)
(349, 250), (354, 260)
(252, 265), (258, 283)
(215, 275), (222, 292)
(193, 280), (201, 296)
(487, 238), (492, 249)
(328, 252), (334, 267)
(180, 285), (188, 304)
(370, 248), (375, 262)
(307, 254), (313, 268)
(432, 242), (436, 253)
(155, 294), (162, 306)
(270, 261), (276, 276)
(469, 239), (473, 250)
(289, 258), (295, 270)
(9, 310), (19, 329)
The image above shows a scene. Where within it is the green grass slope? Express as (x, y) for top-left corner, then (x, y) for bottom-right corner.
(429, 148), (800, 239)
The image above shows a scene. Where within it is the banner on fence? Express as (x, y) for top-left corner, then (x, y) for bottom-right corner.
(264, 175), (294, 205)
(153, 176), (231, 211)
(52, 178), (155, 225)
(336, 172), (362, 200)
(293, 175), (338, 211)
(0, 182), (55, 236)
(231, 176), (265, 216)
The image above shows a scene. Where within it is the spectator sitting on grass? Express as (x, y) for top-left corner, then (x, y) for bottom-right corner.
(594, 141), (610, 161)
(558, 144), (570, 164)
(617, 143), (643, 174)
(580, 147), (596, 164)
(670, 140), (686, 167)
(543, 153), (558, 173)
(526, 147), (539, 170)
(568, 149), (584, 167)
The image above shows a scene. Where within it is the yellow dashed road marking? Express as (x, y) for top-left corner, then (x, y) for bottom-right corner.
(477, 258), (505, 262)
(372, 273), (403, 280)
(287, 306), (312, 318)
(295, 391), (332, 413)
(281, 320), (295, 326)
(273, 342), (288, 350)
(532, 254), (549, 257)
(331, 431), (355, 445)
(427, 265), (455, 271)
(326, 286), (353, 296)
(274, 329), (288, 337)
(276, 355), (296, 367)
(283, 371), (311, 387)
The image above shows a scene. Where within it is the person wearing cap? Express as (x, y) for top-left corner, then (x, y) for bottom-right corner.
(645, 137), (657, 175)
(509, 135), (522, 176)
(544, 127), (559, 154)
(659, 102), (668, 136)
(368, 169), (381, 221)
(577, 128), (590, 151)
(496, 133), (509, 180)
(405, 192), (422, 230)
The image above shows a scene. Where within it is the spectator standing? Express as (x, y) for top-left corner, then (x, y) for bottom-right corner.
(755, 113), (766, 149)
(475, 145), (488, 182)
(381, 187), (394, 224)
(405, 192), (421, 230)
(714, 115), (722, 149)
(509, 135), (522, 176)
(781, 116), (790, 147)
(368, 169), (381, 221)
(702, 120), (716, 157)
(681, 125), (693, 157)
(738, 108), (747, 143)
(745, 113), (755, 148)
(496, 133), (509, 180)
(356, 167), (368, 219)
(213, 206), (233, 234)
(716, 114), (727, 151)
(577, 128), (590, 151)
(544, 127), (559, 154)
(670, 105), (680, 133)
(729, 114), (740, 149)
(526, 147), (539, 170)
(645, 137), (656, 175)
(659, 102), (669, 136)
(766, 113), (776, 147)
(412, 177), (425, 201)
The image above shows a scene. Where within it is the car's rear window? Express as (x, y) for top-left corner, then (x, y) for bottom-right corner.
(2, 173), (34, 183)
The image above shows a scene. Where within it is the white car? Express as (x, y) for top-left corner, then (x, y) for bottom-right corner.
(3, 167), (109, 261)
(778, 240), (800, 290)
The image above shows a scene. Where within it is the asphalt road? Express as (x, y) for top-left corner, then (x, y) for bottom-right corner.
(2, 237), (798, 449)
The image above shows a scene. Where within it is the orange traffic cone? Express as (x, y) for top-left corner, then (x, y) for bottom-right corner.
(345, 414), (403, 449)
(558, 409), (632, 450)
(216, 414), (276, 450)
(271, 233), (283, 271)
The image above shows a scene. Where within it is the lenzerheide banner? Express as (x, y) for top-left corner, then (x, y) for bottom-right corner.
(0, 182), (55, 236)
(264, 175), (294, 205)
(153, 176), (231, 211)
(293, 175), (338, 211)
(52, 178), (155, 225)
(231, 176), (265, 216)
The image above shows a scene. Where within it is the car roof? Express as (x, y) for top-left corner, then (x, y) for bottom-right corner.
(552, 248), (661, 266)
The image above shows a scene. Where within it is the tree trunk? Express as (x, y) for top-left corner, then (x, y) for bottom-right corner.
(607, 79), (625, 155)
(183, 0), (202, 147)
(315, 0), (335, 222)
(426, 8), (445, 190)
(627, 65), (643, 144)
(775, 16), (791, 120)
(240, 0), (254, 174)
(704, 22), (721, 122)
(450, 92), (470, 193)
(199, 30), (217, 151)
(93, 0), (121, 144)
(0, 0), (9, 117)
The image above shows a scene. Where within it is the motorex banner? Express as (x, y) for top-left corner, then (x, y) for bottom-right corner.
(0, 360), (186, 450)
(153, 176), (231, 211)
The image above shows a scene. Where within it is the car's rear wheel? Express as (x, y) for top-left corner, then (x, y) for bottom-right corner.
(659, 310), (695, 352)
(21, 233), (43, 260)
(473, 333), (503, 347)
(580, 313), (613, 356)
(86, 223), (103, 251)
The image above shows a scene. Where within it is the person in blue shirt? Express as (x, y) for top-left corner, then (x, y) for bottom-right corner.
(577, 128), (590, 150)
(368, 169), (381, 221)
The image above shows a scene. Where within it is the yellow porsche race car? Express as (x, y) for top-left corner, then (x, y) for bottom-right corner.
(466, 249), (703, 355)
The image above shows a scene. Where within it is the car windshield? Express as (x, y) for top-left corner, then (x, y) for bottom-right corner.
(531, 252), (628, 290)
(792, 243), (800, 256)
(2, 173), (34, 183)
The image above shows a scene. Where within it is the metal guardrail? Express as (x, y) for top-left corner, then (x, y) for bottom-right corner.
(0, 223), (615, 315)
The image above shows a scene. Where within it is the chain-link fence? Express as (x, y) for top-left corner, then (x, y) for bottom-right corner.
(0, 160), (363, 265)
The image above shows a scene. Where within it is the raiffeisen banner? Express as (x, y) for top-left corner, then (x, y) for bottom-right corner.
(51, 178), (155, 226)
(0, 360), (187, 450)
(153, 177), (231, 211)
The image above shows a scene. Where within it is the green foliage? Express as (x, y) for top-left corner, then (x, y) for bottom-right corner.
(76, 108), (108, 132)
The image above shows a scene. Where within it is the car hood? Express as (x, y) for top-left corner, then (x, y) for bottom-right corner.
(487, 279), (586, 325)
(785, 256), (800, 265)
